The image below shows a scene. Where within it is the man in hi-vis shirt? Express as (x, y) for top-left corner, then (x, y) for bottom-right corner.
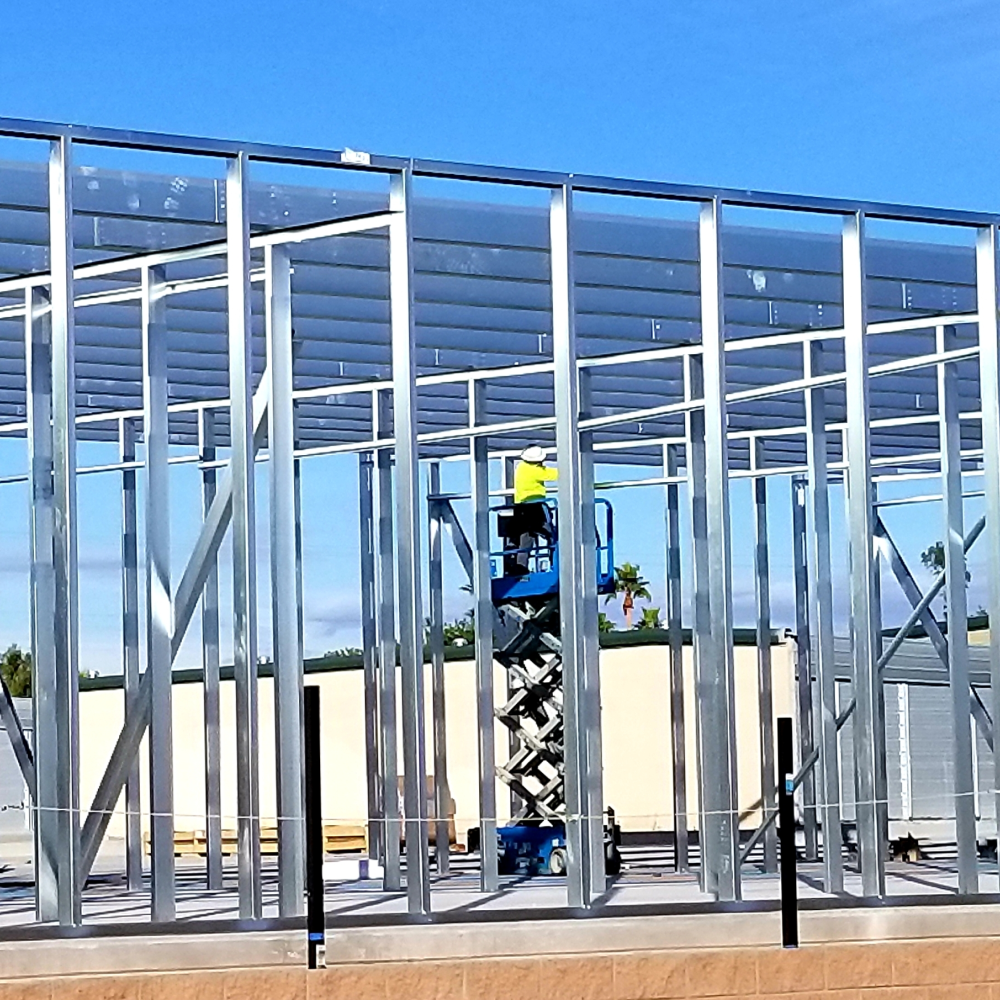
(512, 445), (557, 570)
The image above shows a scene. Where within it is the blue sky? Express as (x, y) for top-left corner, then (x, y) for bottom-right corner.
(3, 1), (997, 211)
(0, 1), (996, 668)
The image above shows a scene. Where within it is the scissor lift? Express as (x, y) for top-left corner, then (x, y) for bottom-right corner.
(490, 499), (621, 876)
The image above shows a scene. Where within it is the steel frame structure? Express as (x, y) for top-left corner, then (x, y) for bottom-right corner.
(0, 116), (996, 926)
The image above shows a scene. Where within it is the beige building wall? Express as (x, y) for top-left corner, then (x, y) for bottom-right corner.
(78, 639), (796, 850)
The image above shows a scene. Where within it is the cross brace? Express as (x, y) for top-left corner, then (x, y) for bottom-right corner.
(77, 374), (270, 885)
(873, 517), (992, 749)
(741, 512), (989, 865)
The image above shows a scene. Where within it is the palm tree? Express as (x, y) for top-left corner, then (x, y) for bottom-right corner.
(636, 607), (663, 631)
(605, 562), (651, 629)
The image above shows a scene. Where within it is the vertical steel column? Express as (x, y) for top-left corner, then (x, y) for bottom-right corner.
(551, 182), (599, 908)
(470, 385), (499, 891)
(49, 137), (81, 926)
(267, 244), (305, 916)
(227, 152), (262, 919)
(804, 344), (841, 891)
(579, 369), (606, 896)
(143, 265), (174, 922)
(938, 324), (977, 893)
(976, 226), (1000, 879)
(790, 478), (818, 865)
(427, 462), (452, 877)
(359, 452), (382, 862)
(870, 481), (889, 856)
(26, 285), (58, 921)
(842, 212), (885, 898)
(501, 455), (520, 819)
(502, 457), (515, 497)
(389, 170), (431, 915)
(698, 198), (740, 902)
(751, 441), (777, 874)
(685, 353), (710, 891)
(199, 409), (223, 890)
(374, 392), (401, 891)
(295, 456), (304, 663)
(119, 417), (143, 891)
(790, 482), (811, 820)
(663, 443), (688, 872)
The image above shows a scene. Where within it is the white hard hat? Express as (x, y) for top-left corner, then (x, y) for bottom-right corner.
(520, 446), (547, 463)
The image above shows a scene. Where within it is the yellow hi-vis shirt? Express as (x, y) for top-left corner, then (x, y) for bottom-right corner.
(514, 461), (558, 503)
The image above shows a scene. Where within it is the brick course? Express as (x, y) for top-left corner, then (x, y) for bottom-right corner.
(4, 937), (1000, 999)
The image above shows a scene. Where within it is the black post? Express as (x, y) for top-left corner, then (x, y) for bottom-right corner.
(778, 716), (798, 948)
(305, 685), (325, 968)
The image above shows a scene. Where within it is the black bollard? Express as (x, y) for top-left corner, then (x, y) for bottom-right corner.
(305, 685), (326, 968)
(777, 716), (798, 948)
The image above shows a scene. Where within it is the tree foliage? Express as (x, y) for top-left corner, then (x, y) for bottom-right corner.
(0, 645), (31, 698)
(921, 540), (970, 583)
(636, 607), (663, 630)
(425, 611), (476, 647)
(920, 542), (945, 576)
(442, 616), (475, 646)
(605, 562), (652, 628)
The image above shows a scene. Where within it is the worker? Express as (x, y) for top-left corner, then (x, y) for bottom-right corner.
(512, 445), (557, 570)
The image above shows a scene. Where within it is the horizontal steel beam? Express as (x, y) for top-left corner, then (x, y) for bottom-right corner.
(0, 310), (976, 454)
(0, 116), (991, 226)
(0, 116), (408, 171)
(0, 211), (396, 297)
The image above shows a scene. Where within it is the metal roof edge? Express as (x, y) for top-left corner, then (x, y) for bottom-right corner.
(0, 116), (995, 228)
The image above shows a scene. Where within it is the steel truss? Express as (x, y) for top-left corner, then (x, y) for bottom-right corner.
(0, 116), (994, 926)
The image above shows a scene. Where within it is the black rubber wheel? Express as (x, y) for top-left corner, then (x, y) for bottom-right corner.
(548, 846), (567, 875)
(604, 841), (622, 876)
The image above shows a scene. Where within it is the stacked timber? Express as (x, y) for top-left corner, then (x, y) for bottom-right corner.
(144, 823), (368, 857)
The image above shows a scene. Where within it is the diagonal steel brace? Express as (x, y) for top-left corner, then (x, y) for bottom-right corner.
(78, 376), (270, 885)
(0, 673), (35, 796)
(741, 513), (988, 866)
(435, 499), (474, 586)
(874, 516), (992, 750)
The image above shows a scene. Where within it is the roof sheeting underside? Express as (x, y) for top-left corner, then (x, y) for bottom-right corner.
(0, 160), (983, 471)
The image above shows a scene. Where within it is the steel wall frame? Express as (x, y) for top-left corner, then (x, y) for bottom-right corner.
(0, 118), (994, 927)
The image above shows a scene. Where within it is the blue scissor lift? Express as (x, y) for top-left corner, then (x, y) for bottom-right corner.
(490, 498), (622, 877)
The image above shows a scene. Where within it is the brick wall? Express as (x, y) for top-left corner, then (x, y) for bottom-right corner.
(6, 937), (1000, 999)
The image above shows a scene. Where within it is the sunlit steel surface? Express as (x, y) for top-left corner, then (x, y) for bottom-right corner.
(0, 116), (994, 929)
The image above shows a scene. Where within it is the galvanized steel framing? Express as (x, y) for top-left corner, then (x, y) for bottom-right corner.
(0, 116), (996, 925)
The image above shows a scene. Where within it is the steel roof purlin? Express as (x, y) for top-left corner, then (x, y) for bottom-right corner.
(0, 116), (989, 476)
